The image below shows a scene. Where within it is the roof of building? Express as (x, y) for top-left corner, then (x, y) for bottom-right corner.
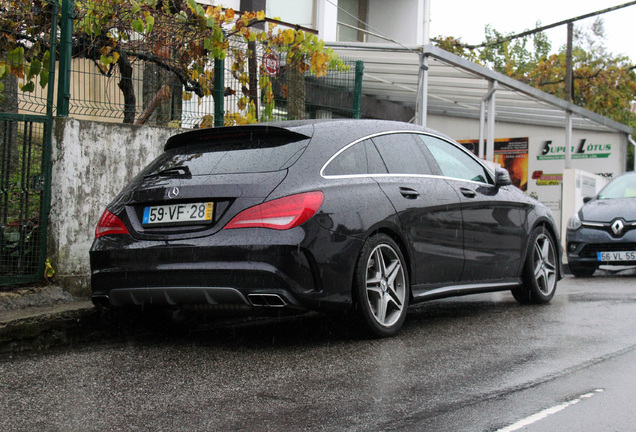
(327, 42), (633, 135)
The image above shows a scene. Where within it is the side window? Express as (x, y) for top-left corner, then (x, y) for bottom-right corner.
(417, 135), (492, 184)
(364, 140), (388, 174)
(372, 133), (433, 175)
(323, 139), (387, 176)
(323, 141), (368, 176)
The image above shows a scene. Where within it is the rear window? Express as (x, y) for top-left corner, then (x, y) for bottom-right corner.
(143, 137), (310, 176)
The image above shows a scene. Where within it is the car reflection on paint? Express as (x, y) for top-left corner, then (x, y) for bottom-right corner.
(90, 119), (562, 337)
(566, 171), (636, 277)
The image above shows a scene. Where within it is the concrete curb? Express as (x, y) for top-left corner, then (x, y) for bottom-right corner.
(0, 300), (98, 353)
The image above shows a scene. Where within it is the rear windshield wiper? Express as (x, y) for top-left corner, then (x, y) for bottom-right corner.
(143, 165), (192, 179)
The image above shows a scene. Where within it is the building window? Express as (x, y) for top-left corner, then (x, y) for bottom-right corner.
(337, 0), (367, 42)
(266, 0), (315, 30)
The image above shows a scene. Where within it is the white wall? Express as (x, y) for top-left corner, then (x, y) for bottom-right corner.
(560, 169), (609, 257)
(367, 0), (424, 44)
(49, 118), (179, 295)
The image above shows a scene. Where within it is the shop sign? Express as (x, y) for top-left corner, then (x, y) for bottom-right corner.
(537, 139), (612, 160)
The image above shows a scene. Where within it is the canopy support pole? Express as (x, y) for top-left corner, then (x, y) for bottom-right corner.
(479, 80), (498, 162)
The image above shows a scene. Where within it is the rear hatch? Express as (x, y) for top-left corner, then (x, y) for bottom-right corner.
(109, 126), (312, 240)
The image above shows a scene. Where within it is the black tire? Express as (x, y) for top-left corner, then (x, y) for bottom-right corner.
(511, 226), (558, 305)
(569, 264), (596, 278)
(353, 234), (410, 337)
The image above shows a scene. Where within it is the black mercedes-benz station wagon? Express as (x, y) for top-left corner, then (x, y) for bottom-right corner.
(90, 120), (562, 336)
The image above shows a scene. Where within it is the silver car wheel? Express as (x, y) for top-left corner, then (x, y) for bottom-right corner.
(533, 233), (557, 296)
(365, 244), (407, 328)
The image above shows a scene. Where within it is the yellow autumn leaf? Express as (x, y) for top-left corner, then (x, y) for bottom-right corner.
(256, 10), (265, 21)
(311, 52), (328, 78)
(282, 29), (295, 45)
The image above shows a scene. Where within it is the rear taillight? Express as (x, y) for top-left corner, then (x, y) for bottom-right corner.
(95, 209), (130, 238)
(223, 191), (324, 230)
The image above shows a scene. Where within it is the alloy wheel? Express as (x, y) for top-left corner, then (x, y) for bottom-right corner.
(365, 244), (407, 328)
(533, 233), (557, 296)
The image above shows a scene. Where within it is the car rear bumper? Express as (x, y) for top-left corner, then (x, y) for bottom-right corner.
(90, 221), (363, 311)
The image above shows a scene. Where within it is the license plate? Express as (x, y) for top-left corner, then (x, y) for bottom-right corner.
(597, 251), (636, 262)
(142, 202), (213, 225)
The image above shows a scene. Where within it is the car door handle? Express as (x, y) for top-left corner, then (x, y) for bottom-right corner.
(399, 187), (420, 199)
(460, 187), (476, 198)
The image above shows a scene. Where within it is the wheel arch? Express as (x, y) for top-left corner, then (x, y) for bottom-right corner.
(521, 219), (563, 280)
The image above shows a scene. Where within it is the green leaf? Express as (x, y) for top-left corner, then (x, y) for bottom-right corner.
(100, 54), (112, 65)
(176, 11), (187, 22)
(8, 47), (24, 67)
(186, 0), (198, 13)
(212, 26), (223, 42)
(39, 70), (49, 88)
(20, 81), (35, 92)
(145, 15), (154, 33)
(131, 1), (141, 14)
(0, 64), (6, 79)
(42, 50), (50, 67)
(27, 59), (41, 80)
(132, 18), (144, 34)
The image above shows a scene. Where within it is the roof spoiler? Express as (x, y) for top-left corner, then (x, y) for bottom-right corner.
(164, 125), (311, 151)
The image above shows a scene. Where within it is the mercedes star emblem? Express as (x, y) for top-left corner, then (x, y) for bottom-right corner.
(167, 187), (180, 199)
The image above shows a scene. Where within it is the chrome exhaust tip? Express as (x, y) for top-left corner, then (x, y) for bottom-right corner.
(247, 294), (287, 307)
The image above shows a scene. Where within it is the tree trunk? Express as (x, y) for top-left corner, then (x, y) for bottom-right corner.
(248, 40), (259, 118)
(143, 62), (182, 126)
(287, 63), (305, 120)
(117, 51), (136, 124)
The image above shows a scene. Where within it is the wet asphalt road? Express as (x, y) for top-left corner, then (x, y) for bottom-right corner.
(1, 270), (636, 431)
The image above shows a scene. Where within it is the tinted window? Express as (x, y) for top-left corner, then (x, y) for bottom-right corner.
(372, 133), (433, 175)
(417, 135), (491, 184)
(324, 141), (368, 176)
(323, 140), (388, 176)
(143, 138), (309, 176)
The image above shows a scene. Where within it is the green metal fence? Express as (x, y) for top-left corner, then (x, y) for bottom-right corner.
(0, 116), (53, 285)
(0, 0), (56, 285)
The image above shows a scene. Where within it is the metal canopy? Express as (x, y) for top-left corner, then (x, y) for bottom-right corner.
(327, 42), (633, 135)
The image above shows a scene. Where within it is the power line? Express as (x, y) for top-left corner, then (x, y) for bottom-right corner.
(459, 1), (636, 50)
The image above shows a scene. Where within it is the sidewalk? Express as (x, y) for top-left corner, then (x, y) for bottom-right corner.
(0, 284), (96, 353)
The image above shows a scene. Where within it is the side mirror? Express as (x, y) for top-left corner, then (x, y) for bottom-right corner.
(583, 196), (594, 204)
(495, 167), (512, 187)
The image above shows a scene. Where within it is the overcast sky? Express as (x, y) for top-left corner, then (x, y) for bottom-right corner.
(428, 1), (636, 61)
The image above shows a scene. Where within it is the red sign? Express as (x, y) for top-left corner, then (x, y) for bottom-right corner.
(263, 53), (279, 76)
